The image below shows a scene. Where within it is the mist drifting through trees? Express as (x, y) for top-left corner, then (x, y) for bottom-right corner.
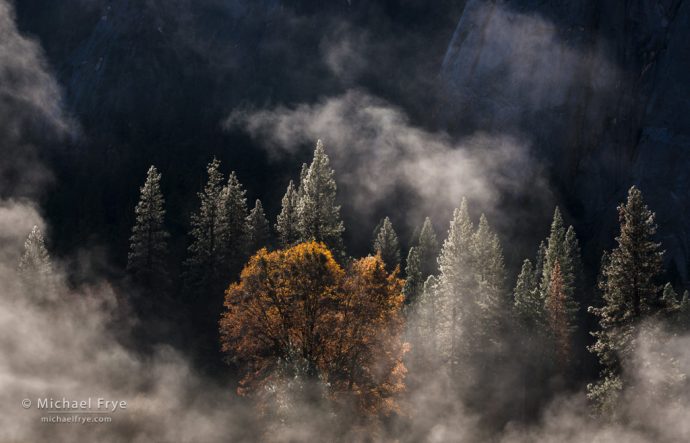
(3, 0), (690, 441)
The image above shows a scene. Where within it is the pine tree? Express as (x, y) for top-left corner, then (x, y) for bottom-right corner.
(18, 225), (55, 298)
(514, 259), (543, 332)
(296, 140), (345, 254)
(540, 207), (567, 297)
(247, 199), (271, 254)
(415, 275), (443, 359)
(545, 261), (571, 369)
(471, 214), (507, 343)
(539, 209), (581, 347)
(184, 159), (228, 294)
(403, 246), (423, 306)
(417, 217), (439, 279)
(534, 240), (547, 287)
(127, 165), (169, 289)
(222, 171), (250, 274)
(587, 186), (664, 415)
(372, 216), (400, 272)
(562, 226), (582, 314)
(435, 198), (475, 372)
(661, 283), (679, 310)
(276, 180), (300, 247)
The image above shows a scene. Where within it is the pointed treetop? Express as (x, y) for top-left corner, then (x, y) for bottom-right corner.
(417, 217), (439, 278)
(276, 180), (300, 247)
(247, 199), (271, 254)
(19, 225), (52, 275)
(127, 165), (169, 287)
(296, 139), (344, 253)
(403, 246), (423, 305)
(372, 216), (400, 272)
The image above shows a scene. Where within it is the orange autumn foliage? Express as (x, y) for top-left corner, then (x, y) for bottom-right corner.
(219, 241), (407, 416)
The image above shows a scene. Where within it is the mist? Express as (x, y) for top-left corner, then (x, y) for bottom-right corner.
(4, 0), (690, 441)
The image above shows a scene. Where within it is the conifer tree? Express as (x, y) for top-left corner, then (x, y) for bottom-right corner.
(372, 216), (400, 272)
(127, 165), (169, 288)
(403, 247), (423, 306)
(247, 199), (271, 254)
(514, 259), (543, 332)
(222, 171), (250, 274)
(587, 186), (664, 415)
(18, 225), (55, 298)
(435, 198), (475, 372)
(539, 209), (581, 346)
(184, 159), (228, 294)
(534, 240), (547, 287)
(276, 180), (300, 247)
(463, 214), (509, 377)
(473, 215), (506, 300)
(296, 140), (345, 254)
(415, 275), (443, 358)
(545, 262), (572, 369)
(540, 207), (567, 297)
(677, 291), (690, 331)
(417, 217), (439, 279)
(661, 283), (679, 310)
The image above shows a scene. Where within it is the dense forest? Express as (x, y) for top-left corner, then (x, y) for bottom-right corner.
(3, 0), (690, 441)
(12, 139), (690, 440)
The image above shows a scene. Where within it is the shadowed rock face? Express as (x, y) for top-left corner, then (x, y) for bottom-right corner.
(440, 0), (690, 282)
(10, 0), (690, 282)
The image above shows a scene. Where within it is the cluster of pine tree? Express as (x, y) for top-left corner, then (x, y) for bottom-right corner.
(125, 141), (345, 322)
(19, 137), (690, 426)
(121, 139), (690, 421)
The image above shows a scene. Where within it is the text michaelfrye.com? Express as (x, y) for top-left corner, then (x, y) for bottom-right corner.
(21, 397), (127, 424)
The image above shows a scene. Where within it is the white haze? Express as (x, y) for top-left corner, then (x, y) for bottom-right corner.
(1, 0), (689, 441)
(226, 89), (552, 229)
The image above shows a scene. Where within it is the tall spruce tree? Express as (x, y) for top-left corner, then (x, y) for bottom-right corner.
(539, 208), (581, 360)
(222, 171), (250, 274)
(403, 246), (423, 306)
(435, 198), (475, 372)
(546, 261), (572, 369)
(587, 186), (664, 415)
(18, 225), (55, 298)
(534, 240), (547, 287)
(127, 165), (169, 289)
(415, 275), (443, 359)
(540, 207), (567, 297)
(417, 217), (439, 279)
(247, 199), (271, 254)
(372, 217), (400, 272)
(514, 259), (543, 332)
(276, 180), (300, 247)
(472, 214), (506, 316)
(184, 159), (228, 295)
(296, 140), (344, 254)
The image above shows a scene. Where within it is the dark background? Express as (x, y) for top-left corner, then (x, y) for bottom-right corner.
(12, 0), (690, 293)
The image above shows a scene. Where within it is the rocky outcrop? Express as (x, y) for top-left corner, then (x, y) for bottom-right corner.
(440, 0), (690, 282)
